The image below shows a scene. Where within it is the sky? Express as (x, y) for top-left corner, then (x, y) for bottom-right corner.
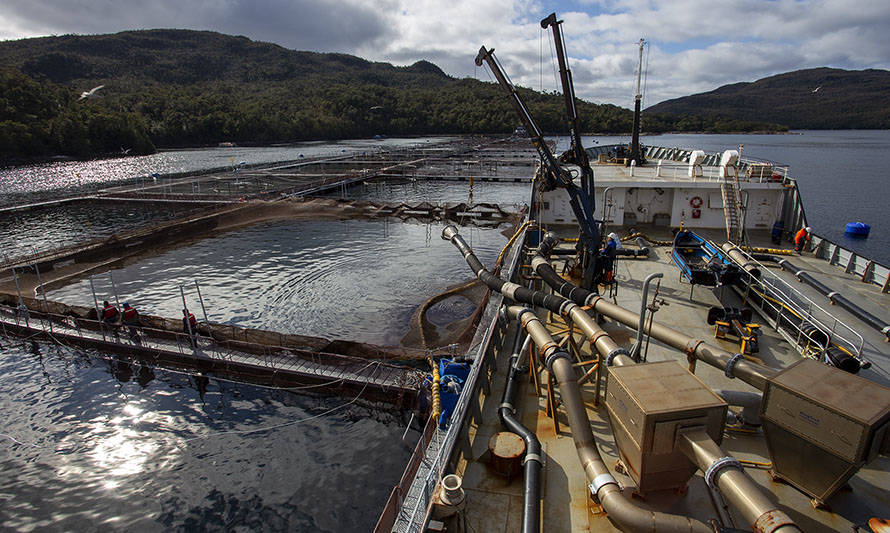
(2, 0), (889, 108)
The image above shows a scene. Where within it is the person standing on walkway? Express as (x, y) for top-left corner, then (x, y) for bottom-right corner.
(101, 300), (121, 338)
(122, 302), (141, 345)
(794, 226), (811, 253)
(182, 308), (198, 348)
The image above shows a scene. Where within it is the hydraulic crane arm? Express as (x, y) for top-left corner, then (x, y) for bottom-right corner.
(540, 13), (591, 175)
(474, 46), (568, 192)
(475, 45), (601, 289)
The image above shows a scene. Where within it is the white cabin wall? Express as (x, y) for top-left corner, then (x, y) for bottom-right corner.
(624, 187), (673, 225)
(672, 188), (727, 227)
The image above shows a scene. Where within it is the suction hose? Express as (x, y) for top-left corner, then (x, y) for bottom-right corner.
(534, 232), (778, 390)
(507, 306), (711, 533)
(499, 328), (541, 533)
(442, 225), (634, 367)
(754, 254), (890, 343)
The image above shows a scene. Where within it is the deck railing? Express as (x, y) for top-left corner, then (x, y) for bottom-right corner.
(725, 247), (865, 362)
(379, 223), (527, 533)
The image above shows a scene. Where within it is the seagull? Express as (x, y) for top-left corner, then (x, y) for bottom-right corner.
(78, 85), (105, 100)
(369, 105), (384, 110)
(811, 86), (821, 93)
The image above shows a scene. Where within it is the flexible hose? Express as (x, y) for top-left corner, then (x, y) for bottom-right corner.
(499, 330), (541, 533)
(754, 254), (890, 343)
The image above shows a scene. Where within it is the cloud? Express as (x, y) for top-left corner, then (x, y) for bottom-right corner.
(2, 0), (888, 107)
(0, 0), (388, 52)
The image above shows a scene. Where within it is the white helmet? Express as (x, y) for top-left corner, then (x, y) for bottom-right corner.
(805, 226), (811, 232)
(608, 232), (619, 241)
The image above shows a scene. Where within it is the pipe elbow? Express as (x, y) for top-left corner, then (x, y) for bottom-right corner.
(441, 224), (459, 241)
(599, 488), (711, 533)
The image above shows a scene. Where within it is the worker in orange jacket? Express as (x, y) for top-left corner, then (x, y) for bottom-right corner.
(794, 226), (811, 253)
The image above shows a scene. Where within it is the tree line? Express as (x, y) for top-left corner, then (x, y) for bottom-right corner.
(0, 30), (787, 164)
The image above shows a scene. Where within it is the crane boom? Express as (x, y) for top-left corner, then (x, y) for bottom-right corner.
(475, 45), (601, 290)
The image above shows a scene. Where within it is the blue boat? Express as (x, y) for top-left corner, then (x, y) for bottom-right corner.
(671, 229), (741, 294)
(845, 221), (870, 237)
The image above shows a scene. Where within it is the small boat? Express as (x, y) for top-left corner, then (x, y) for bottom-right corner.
(670, 228), (740, 292)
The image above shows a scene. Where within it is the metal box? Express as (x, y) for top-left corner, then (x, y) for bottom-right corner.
(605, 361), (727, 494)
(761, 359), (890, 503)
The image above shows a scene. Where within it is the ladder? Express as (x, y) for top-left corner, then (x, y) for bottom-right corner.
(721, 170), (745, 243)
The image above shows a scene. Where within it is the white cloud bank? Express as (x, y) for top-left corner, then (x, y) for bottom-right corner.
(2, 0), (888, 107)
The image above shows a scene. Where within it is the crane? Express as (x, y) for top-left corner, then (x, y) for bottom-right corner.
(475, 25), (601, 289)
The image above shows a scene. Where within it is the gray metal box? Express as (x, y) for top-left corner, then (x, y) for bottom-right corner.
(605, 361), (727, 493)
(761, 359), (890, 502)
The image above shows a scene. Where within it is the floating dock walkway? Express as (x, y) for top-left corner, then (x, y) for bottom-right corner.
(0, 304), (422, 406)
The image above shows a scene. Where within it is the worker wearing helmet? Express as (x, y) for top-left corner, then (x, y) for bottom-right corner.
(794, 226), (812, 253)
(599, 233), (621, 283)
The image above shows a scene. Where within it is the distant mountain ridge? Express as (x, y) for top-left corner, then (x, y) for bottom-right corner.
(0, 29), (785, 162)
(647, 68), (890, 129)
(1, 29), (449, 86)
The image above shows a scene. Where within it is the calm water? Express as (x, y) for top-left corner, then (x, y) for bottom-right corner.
(0, 201), (202, 260)
(0, 339), (411, 531)
(48, 219), (507, 346)
(0, 137), (454, 207)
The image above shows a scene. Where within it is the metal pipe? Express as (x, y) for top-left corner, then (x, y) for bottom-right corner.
(532, 238), (778, 390)
(721, 243), (761, 279)
(716, 390), (762, 426)
(630, 273), (662, 360)
(507, 306), (710, 533)
(678, 428), (800, 532)
(499, 330), (541, 533)
(194, 280), (209, 323)
(755, 254), (890, 342)
(443, 226), (634, 367)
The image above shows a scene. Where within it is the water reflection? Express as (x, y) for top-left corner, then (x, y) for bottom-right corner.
(0, 341), (410, 531)
(0, 137), (458, 207)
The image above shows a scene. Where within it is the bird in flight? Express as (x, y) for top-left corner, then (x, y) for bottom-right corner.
(78, 85), (105, 100)
(811, 86), (821, 93)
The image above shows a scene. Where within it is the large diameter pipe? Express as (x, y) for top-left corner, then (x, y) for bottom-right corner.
(444, 225), (634, 366)
(500, 330), (542, 533)
(678, 428), (800, 532)
(508, 306), (710, 533)
(755, 254), (890, 342)
(588, 295), (777, 390)
(721, 243), (762, 279)
(531, 240), (777, 389)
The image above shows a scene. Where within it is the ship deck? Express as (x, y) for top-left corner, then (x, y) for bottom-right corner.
(456, 225), (890, 532)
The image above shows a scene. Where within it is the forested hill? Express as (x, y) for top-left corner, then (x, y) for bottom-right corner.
(647, 68), (890, 129)
(1, 29), (783, 163)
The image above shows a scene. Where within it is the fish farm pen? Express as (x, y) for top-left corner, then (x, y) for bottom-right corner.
(0, 137), (533, 408)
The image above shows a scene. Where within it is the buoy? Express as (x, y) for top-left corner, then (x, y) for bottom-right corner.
(845, 222), (870, 237)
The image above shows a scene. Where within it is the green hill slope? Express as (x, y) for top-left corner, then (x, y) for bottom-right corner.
(1, 29), (784, 163)
(647, 68), (890, 129)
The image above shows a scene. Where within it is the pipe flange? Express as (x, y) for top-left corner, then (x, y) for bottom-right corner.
(685, 338), (705, 362)
(545, 349), (571, 370)
(725, 353), (744, 379)
(498, 402), (516, 414)
(588, 330), (610, 347)
(558, 300), (577, 316)
(704, 456), (741, 489)
(753, 509), (797, 533)
(588, 473), (619, 497)
(606, 348), (630, 367)
(522, 453), (542, 466)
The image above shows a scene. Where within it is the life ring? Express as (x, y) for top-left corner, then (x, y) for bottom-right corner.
(690, 196), (703, 208)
